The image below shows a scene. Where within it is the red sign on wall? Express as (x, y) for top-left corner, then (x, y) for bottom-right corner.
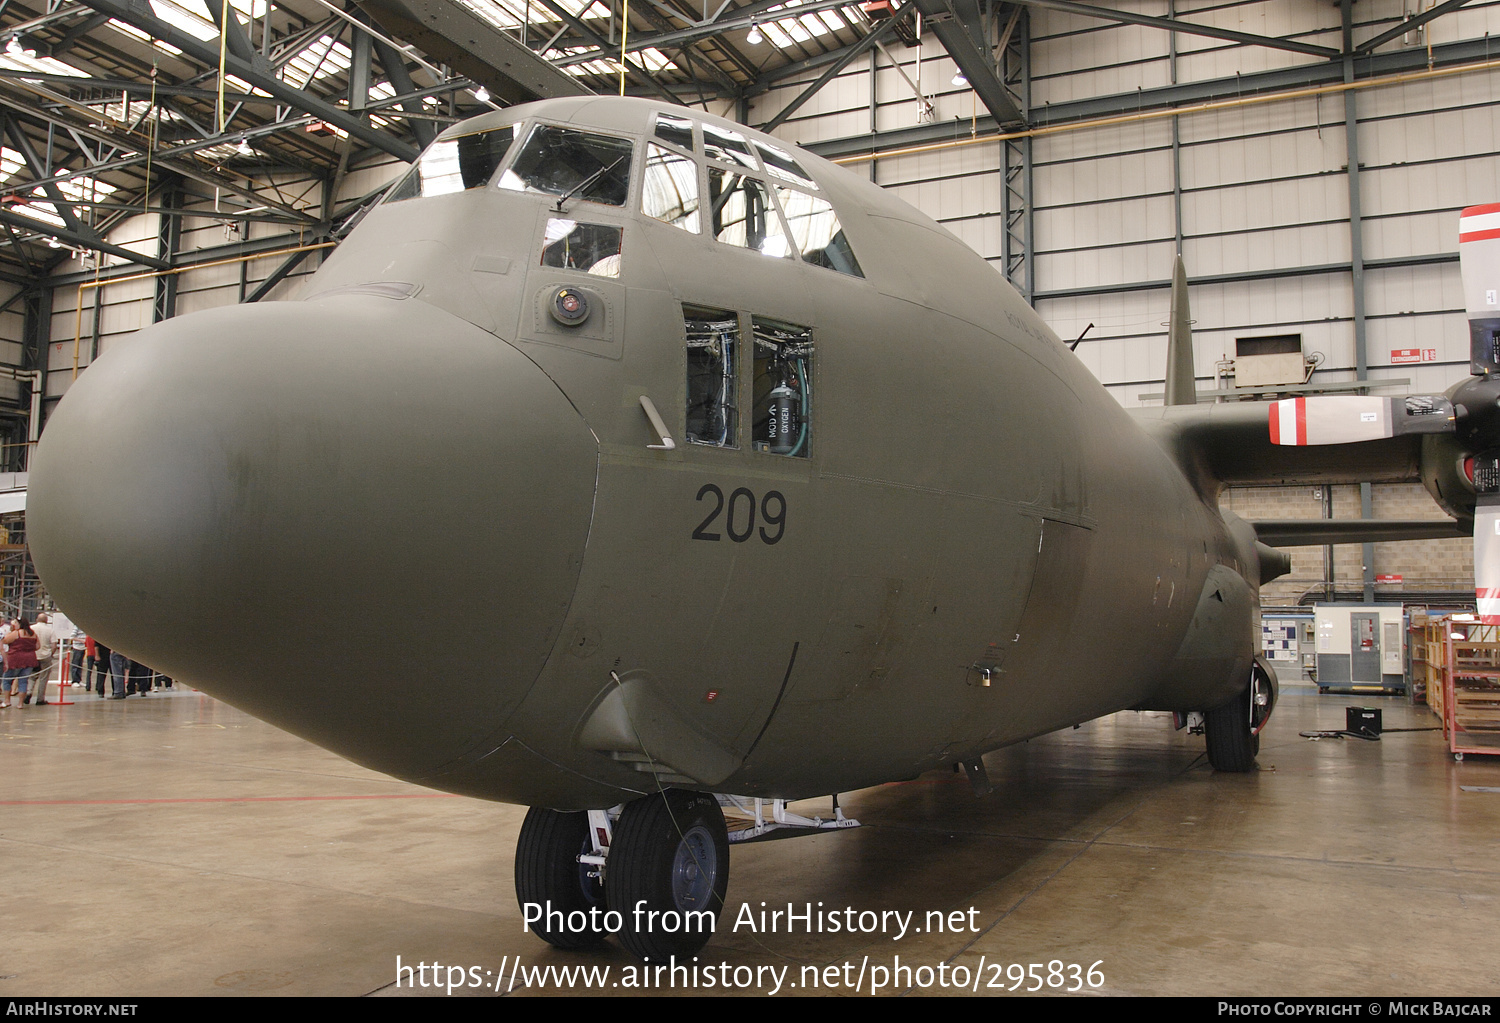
(1375, 574), (1403, 583)
(1390, 349), (1438, 364)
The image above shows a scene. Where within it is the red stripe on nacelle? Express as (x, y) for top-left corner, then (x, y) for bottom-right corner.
(1295, 397), (1307, 445)
(1462, 202), (1500, 218)
(1268, 402), (1279, 443)
(1460, 227), (1500, 244)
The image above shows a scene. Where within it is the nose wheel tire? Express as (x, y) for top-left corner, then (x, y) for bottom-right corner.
(1204, 682), (1260, 772)
(606, 790), (729, 961)
(514, 807), (608, 949)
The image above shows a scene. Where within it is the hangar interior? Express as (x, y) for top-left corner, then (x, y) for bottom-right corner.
(0, 0), (1492, 602)
(2, 0), (1500, 998)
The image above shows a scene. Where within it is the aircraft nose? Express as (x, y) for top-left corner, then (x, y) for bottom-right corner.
(27, 296), (598, 780)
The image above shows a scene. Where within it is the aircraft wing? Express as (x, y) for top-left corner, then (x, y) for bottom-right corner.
(1247, 518), (1468, 547)
(1130, 401), (1429, 495)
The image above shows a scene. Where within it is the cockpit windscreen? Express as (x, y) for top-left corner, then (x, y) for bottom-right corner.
(385, 125), (516, 203)
(498, 125), (634, 207)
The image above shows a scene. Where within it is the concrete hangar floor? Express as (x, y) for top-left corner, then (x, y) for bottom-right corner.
(1, 683), (1496, 998)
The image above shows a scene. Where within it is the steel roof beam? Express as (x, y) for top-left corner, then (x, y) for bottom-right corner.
(625, 0), (743, 94)
(46, 11), (111, 57)
(77, 0), (418, 163)
(553, 0), (865, 65)
(202, 0), (259, 68)
(0, 92), (321, 221)
(531, 0), (679, 104)
(914, 0), (1026, 127)
(370, 34), (435, 148)
(1004, 0), (1340, 58)
(760, 12), (908, 133)
(1355, 0), (1472, 53)
(0, 208), (169, 269)
(2, 118), (99, 242)
(356, 0), (591, 105)
(801, 34), (1500, 159)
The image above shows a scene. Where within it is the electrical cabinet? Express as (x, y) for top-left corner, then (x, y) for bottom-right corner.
(1314, 604), (1405, 695)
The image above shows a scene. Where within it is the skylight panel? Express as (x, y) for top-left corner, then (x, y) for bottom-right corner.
(0, 161), (118, 230)
(107, 18), (185, 55)
(1, 53), (92, 76)
(57, 176), (118, 202)
(14, 203), (65, 228)
(454, 0), (610, 32)
(0, 148), (26, 183)
(281, 34), (354, 90)
(547, 45), (676, 76)
(759, 0), (850, 48)
(148, 0), (218, 41)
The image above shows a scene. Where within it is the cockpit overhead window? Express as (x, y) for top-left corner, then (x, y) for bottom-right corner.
(701, 123), (760, 172)
(708, 168), (790, 259)
(773, 186), (864, 278)
(654, 113), (696, 153)
(541, 218), (623, 278)
(498, 124), (634, 207)
(753, 140), (817, 191)
(384, 125), (516, 203)
(642, 144), (700, 233)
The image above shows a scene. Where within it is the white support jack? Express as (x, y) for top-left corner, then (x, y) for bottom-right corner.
(716, 794), (861, 844)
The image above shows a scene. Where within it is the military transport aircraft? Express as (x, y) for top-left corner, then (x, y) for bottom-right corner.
(24, 95), (1499, 961)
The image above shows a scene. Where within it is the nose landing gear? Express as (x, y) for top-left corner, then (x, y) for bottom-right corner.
(607, 790), (729, 961)
(514, 807), (610, 949)
(514, 790), (729, 960)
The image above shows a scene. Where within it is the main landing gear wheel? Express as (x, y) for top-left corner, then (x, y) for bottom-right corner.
(606, 789), (729, 961)
(514, 807), (608, 949)
(1204, 682), (1260, 772)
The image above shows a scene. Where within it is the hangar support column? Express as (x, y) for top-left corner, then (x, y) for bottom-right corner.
(153, 184), (181, 324)
(1000, 7), (1032, 303)
(1341, 0), (1377, 604)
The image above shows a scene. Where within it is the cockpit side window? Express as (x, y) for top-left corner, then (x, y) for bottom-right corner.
(384, 125), (516, 203)
(642, 144), (700, 233)
(498, 124), (634, 207)
(753, 140), (817, 191)
(773, 186), (864, 278)
(541, 218), (623, 278)
(708, 168), (790, 259)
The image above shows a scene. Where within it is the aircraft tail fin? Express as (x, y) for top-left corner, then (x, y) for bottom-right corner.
(1163, 254), (1196, 407)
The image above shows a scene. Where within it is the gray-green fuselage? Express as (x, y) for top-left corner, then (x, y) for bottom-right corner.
(27, 97), (1258, 810)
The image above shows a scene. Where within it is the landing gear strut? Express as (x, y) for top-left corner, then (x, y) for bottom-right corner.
(514, 807), (609, 949)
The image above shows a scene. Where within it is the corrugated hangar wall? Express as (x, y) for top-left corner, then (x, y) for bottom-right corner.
(37, 0), (1500, 605)
(748, 0), (1500, 604)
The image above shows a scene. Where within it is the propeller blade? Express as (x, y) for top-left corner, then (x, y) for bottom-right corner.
(1473, 453), (1500, 624)
(1268, 395), (1454, 446)
(1460, 203), (1500, 375)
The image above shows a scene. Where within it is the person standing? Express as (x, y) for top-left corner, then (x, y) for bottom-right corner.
(93, 639), (114, 696)
(30, 613), (56, 705)
(69, 630), (86, 692)
(2, 618), (39, 708)
(108, 646), (129, 699)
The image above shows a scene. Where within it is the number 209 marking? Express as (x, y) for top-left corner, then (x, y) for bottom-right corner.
(693, 484), (786, 544)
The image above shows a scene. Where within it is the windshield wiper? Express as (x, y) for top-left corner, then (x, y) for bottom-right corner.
(554, 155), (627, 213)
